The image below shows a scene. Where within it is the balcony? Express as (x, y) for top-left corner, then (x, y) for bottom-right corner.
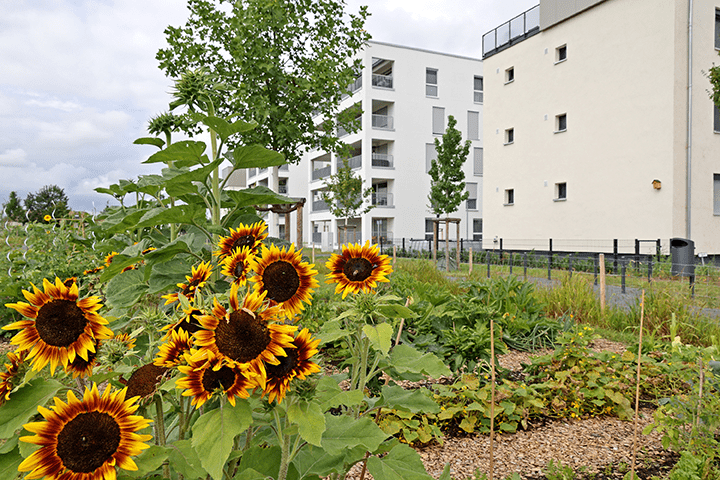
(259, 167), (267, 173)
(372, 74), (393, 89)
(371, 153), (393, 168)
(482, 5), (540, 58)
(312, 165), (331, 181)
(279, 164), (289, 171)
(341, 77), (363, 100)
(372, 192), (393, 207)
(312, 231), (322, 243)
(338, 154), (362, 171)
(372, 114), (393, 130)
(312, 199), (329, 212)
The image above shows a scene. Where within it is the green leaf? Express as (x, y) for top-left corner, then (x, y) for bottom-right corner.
(314, 376), (363, 411)
(366, 443), (434, 480)
(147, 257), (193, 294)
(164, 157), (223, 197)
(321, 414), (388, 456)
(144, 140), (207, 167)
(120, 445), (169, 478)
(135, 205), (205, 230)
(287, 400), (326, 447)
(377, 304), (418, 320)
(98, 254), (142, 283)
(134, 137), (165, 149)
(0, 436), (17, 454)
(0, 379), (64, 438)
(105, 269), (149, 309)
(166, 440), (207, 480)
(0, 447), (23, 480)
(234, 468), (271, 480)
(202, 116), (257, 142)
(292, 445), (349, 479)
(379, 385), (440, 414)
(388, 345), (451, 379)
(225, 186), (294, 210)
(231, 144), (286, 169)
(97, 208), (149, 235)
(191, 401), (252, 480)
(236, 446), (281, 480)
(318, 319), (351, 345)
(363, 323), (393, 356)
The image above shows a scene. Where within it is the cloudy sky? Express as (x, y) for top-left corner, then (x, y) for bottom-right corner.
(0, 0), (537, 213)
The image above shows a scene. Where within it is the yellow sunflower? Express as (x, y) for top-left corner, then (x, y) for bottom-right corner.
(263, 328), (321, 404)
(122, 364), (168, 402)
(325, 241), (393, 298)
(161, 261), (212, 306)
(176, 349), (254, 408)
(153, 328), (193, 368)
(161, 307), (205, 339)
(113, 332), (137, 350)
(43, 214), (52, 222)
(214, 221), (268, 259)
(104, 252), (119, 268)
(0, 350), (26, 405)
(18, 383), (152, 480)
(193, 283), (297, 387)
(3, 278), (114, 374)
(220, 246), (254, 286)
(83, 266), (104, 275)
(251, 243), (318, 319)
(65, 339), (101, 379)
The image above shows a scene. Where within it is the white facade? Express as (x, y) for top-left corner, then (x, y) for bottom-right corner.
(482, 0), (720, 254)
(305, 41), (484, 249)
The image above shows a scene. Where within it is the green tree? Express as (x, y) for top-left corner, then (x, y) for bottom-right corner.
(3, 191), (26, 222)
(320, 158), (374, 244)
(427, 115), (471, 217)
(156, 0), (370, 164)
(24, 184), (70, 223)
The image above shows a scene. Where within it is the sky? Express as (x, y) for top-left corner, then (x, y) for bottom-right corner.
(0, 0), (538, 214)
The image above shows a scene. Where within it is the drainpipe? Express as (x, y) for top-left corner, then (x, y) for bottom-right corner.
(686, 0), (693, 239)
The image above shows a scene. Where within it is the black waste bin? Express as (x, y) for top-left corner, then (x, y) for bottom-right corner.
(670, 238), (695, 277)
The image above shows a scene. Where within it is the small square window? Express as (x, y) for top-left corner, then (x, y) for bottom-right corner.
(505, 67), (514, 83)
(555, 182), (567, 201)
(505, 189), (514, 205)
(556, 114), (567, 133)
(556, 45), (567, 63)
(505, 128), (514, 145)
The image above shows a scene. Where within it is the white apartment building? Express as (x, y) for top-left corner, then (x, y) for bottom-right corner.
(482, 0), (720, 255)
(305, 41), (484, 249)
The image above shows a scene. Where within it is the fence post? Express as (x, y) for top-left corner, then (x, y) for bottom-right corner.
(433, 221), (438, 264)
(549, 238), (553, 270)
(380, 236), (384, 255)
(656, 238), (661, 260)
(469, 247), (473, 275)
(487, 249), (491, 278)
(634, 239), (640, 273)
(403, 238), (406, 252)
(568, 255), (573, 279)
(509, 252), (513, 276)
(523, 252), (528, 280)
(599, 253), (606, 312)
(621, 260), (627, 294)
(547, 253), (552, 281)
(648, 258), (652, 283)
(594, 255), (599, 286)
(613, 239), (619, 274)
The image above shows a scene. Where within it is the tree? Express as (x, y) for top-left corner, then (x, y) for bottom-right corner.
(24, 185), (70, 223)
(320, 158), (374, 244)
(156, 0), (370, 164)
(427, 115), (471, 217)
(3, 191), (26, 222)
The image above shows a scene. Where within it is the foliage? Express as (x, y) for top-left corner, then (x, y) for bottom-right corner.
(320, 157), (374, 235)
(427, 115), (471, 216)
(23, 185), (70, 223)
(2, 192), (25, 223)
(156, 0), (370, 163)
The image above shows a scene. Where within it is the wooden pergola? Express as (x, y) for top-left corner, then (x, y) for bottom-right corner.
(254, 198), (306, 247)
(431, 217), (461, 272)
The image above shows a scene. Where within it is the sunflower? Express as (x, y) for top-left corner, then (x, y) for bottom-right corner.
(263, 328), (321, 404)
(122, 364), (168, 402)
(325, 241), (393, 298)
(18, 383), (152, 480)
(104, 252), (119, 268)
(161, 261), (212, 306)
(153, 328), (193, 368)
(251, 243), (318, 319)
(43, 214), (52, 222)
(83, 266), (104, 275)
(220, 246), (254, 286)
(141, 247), (156, 255)
(193, 283), (296, 387)
(214, 221), (268, 259)
(3, 278), (114, 374)
(65, 339), (101, 379)
(113, 332), (137, 350)
(176, 349), (254, 408)
(161, 307), (205, 339)
(0, 351), (26, 405)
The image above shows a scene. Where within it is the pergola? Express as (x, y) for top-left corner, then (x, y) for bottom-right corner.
(254, 198), (306, 247)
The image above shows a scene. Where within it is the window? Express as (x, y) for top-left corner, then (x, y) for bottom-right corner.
(555, 182), (567, 201)
(466, 182), (478, 210)
(556, 44), (567, 63)
(505, 67), (514, 83)
(473, 147), (483, 176)
(426, 68), (438, 97)
(556, 113), (567, 133)
(468, 111), (480, 140)
(505, 128), (514, 145)
(714, 104), (720, 133)
(473, 218), (483, 241)
(432, 106), (445, 134)
(716, 10), (720, 49)
(504, 189), (514, 205)
(474, 76), (484, 103)
(426, 143), (437, 173)
(715, 174), (720, 215)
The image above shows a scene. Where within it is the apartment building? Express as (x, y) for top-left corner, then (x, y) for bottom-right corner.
(305, 41), (484, 249)
(481, 0), (720, 255)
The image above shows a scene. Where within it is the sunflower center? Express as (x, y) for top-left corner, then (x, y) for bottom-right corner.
(234, 262), (247, 278)
(202, 365), (236, 393)
(34, 299), (87, 347)
(56, 411), (121, 473)
(343, 257), (374, 282)
(266, 348), (299, 380)
(126, 364), (167, 399)
(232, 235), (255, 251)
(262, 261), (300, 303)
(216, 311), (271, 363)
(176, 310), (203, 334)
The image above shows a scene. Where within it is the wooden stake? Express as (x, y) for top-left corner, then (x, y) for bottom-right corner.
(456, 221), (460, 271)
(489, 318), (496, 480)
(394, 297), (412, 346)
(393, 245), (396, 265)
(469, 247), (473, 275)
(433, 221), (438, 264)
(599, 254), (606, 312)
(312, 245), (315, 264)
(631, 290), (645, 480)
(445, 219), (449, 273)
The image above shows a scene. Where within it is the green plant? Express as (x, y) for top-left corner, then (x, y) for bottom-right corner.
(544, 459), (576, 480)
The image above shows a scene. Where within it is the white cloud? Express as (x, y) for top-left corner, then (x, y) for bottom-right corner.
(0, 148), (27, 167)
(25, 98), (82, 112)
(34, 109), (132, 145)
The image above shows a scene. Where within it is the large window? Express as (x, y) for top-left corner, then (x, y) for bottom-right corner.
(715, 174), (720, 215)
(426, 68), (438, 97)
(474, 76), (484, 103)
(432, 106), (445, 135)
(473, 218), (483, 241)
(473, 147), (483, 176)
(468, 111), (480, 140)
(425, 143), (437, 173)
(716, 10), (720, 49)
(466, 183), (478, 210)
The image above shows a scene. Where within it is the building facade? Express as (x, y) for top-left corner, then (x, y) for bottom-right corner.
(482, 0), (720, 254)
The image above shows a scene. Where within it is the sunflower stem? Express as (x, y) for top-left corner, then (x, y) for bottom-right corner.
(278, 432), (292, 480)
(154, 394), (170, 479)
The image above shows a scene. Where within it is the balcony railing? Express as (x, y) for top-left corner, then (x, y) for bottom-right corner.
(312, 231), (322, 243)
(338, 154), (362, 170)
(279, 164), (289, 171)
(372, 74), (393, 89)
(341, 77), (363, 100)
(259, 167), (267, 173)
(372, 153), (393, 168)
(372, 114), (393, 130)
(371, 192), (393, 207)
(312, 199), (329, 212)
(482, 5), (540, 58)
(312, 165), (331, 181)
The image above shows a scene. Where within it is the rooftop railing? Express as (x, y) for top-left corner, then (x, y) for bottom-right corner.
(482, 5), (540, 58)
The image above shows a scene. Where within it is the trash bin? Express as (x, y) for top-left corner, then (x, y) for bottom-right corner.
(670, 238), (695, 277)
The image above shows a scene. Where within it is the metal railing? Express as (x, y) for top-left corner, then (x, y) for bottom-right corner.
(312, 231), (322, 243)
(371, 192), (393, 207)
(312, 199), (329, 212)
(312, 165), (331, 181)
(371, 231), (393, 245)
(372, 74), (393, 89)
(482, 5), (540, 57)
(279, 164), (289, 171)
(338, 154), (362, 171)
(372, 114), (393, 130)
(372, 153), (393, 168)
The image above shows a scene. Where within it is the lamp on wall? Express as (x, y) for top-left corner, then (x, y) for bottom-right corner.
(652, 179), (662, 190)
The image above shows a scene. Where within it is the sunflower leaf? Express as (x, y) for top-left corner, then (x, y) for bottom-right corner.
(224, 186), (295, 210)
(315, 376), (363, 411)
(231, 144), (286, 169)
(0, 446), (23, 480)
(363, 323), (393, 356)
(144, 140), (207, 167)
(105, 268), (149, 309)
(236, 446), (281, 479)
(321, 414), (388, 456)
(119, 445), (169, 478)
(201, 116), (257, 142)
(191, 400), (252, 480)
(288, 400), (325, 447)
(0, 379), (64, 438)
(377, 385), (440, 414)
(166, 440), (208, 479)
(366, 443), (435, 480)
(387, 344), (451, 379)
